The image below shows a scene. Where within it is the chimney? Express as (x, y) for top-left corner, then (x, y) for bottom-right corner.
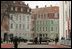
(36, 5), (38, 8)
(45, 5), (47, 7)
(27, 4), (28, 6)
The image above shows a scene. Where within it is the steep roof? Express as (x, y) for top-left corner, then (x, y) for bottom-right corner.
(32, 6), (59, 14)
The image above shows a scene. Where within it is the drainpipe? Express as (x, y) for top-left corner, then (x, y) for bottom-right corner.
(62, 1), (65, 45)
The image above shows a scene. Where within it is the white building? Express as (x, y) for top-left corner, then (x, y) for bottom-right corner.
(59, 1), (71, 41)
(9, 14), (31, 39)
(8, 1), (32, 40)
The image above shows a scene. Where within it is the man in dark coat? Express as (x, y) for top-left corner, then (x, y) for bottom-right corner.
(55, 36), (59, 45)
(34, 37), (37, 44)
(13, 36), (18, 48)
(10, 37), (13, 43)
(40, 37), (42, 44)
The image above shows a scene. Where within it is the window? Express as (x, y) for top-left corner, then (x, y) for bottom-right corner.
(36, 27), (38, 31)
(20, 15), (21, 21)
(16, 24), (18, 29)
(27, 16), (29, 21)
(11, 7), (13, 11)
(19, 24), (21, 29)
(30, 9), (31, 12)
(40, 27), (41, 31)
(51, 27), (53, 31)
(53, 13), (54, 17)
(55, 13), (58, 18)
(65, 1), (67, 4)
(40, 34), (42, 36)
(46, 21), (47, 25)
(51, 13), (54, 17)
(57, 13), (59, 18)
(43, 34), (44, 37)
(23, 24), (24, 29)
(34, 14), (36, 19)
(48, 13), (53, 17)
(27, 9), (29, 12)
(43, 21), (44, 25)
(16, 16), (18, 20)
(41, 14), (43, 19)
(38, 14), (40, 18)
(44, 14), (46, 19)
(32, 27), (34, 31)
(46, 14), (48, 19)
(23, 8), (27, 13)
(46, 34), (47, 37)
(48, 13), (50, 17)
(13, 7), (15, 11)
(51, 20), (53, 24)
(20, 33), (21, 35)
(40, 14), (41, 18)
(56, 27), (57, 31)
(15, 7), (17, 11)
(40, 21), (41, 25)
(47, 13), (49, 18)
(21, 8), (23, 12)
(36, 21), (38, 25)
(46, 27), (47, 31)
(31, 16), (33, 19)
(11, 23), (13, 29)
(27, 25), (29, 29)
(43, 27), (44, 31)
(20, 2), (22, 4)
(23, 16), (25, 20)
(10, 15), (13, 20)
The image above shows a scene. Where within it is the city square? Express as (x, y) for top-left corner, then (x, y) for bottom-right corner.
(1, 1), (71, 48)
(1, 42), (71, 48)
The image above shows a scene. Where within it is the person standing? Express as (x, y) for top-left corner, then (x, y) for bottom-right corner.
(10, 37), (13, 43)
(37, 37), (39, 44)
(55, 36), (59, 45)
(34, 37), (37, 44)
(13, 36), (18, 48)
(40, 37), (42, 44)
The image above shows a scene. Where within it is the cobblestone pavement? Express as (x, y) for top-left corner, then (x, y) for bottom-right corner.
(18, 42), (71, 48)
(1, 42), (71, 48)
(1, 42), (14, 48)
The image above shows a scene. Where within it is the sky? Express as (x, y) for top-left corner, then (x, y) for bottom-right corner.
(23, 1), (60, 9)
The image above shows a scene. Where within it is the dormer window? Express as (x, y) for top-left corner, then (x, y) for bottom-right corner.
(13, 1), (15, 3)
(27, 9), (29, 12)
(21, 8), (23, 12)
(20, 2), (22, 4)
(27, 9), (31, 13)
(15, 7), (17, 11)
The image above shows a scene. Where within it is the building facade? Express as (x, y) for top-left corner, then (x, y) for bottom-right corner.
(32, 5), (59, 40)
(8, 1), (32, 40)
(59, 1), (71, 41)
(1, 1), (32, 40)
(1, 1), (9, 40)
